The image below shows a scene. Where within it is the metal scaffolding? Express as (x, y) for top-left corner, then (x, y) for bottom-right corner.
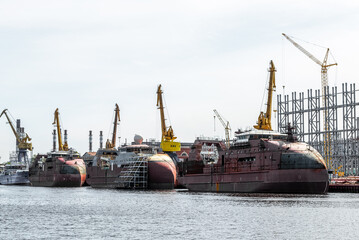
(277, 83), (359, 177)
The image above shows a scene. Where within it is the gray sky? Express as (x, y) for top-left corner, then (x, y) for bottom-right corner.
(1, 0), (359, 162)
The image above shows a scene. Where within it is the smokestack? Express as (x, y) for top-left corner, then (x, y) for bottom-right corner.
(16, 119), (21, 148)
(53, 129), (56, 151)
(100, 131), (103, 149)
(89, 130), (93, 152)
(64, 130), (68, 144)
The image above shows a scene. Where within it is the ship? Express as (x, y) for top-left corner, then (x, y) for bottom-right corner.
(178, 128), (329, 193)
(177, 61), (329, 194)
(0, 161), (30, 185)
(86, 136), (177, 189)
(86, 103), (177, 189)
(28, 108), (86, 187)
(29, 151), (86, 187)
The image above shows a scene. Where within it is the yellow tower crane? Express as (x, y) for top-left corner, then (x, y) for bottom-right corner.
(282, 33), (337, 169)
(105, 104), (120, 149)
(53, 108), (68, 151)
(0, 109), (32, 151)
(254, 60), (276, 131)
(213, 109), (231, 148)
(156, 84), (181, 152)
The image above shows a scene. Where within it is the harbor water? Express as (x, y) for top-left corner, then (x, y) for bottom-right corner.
(1, 186), (359, 240)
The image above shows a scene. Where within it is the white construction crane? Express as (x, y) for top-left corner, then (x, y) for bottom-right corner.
(282, 33), (337, 169)
(213, 109), (231, 148)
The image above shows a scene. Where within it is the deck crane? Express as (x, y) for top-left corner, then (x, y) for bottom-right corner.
(253, 60), (276, 131)
(156, 84), (181, 152)
(282, 33), (337, 169)
(213, 109), (231, 148)
(0, 109), (33, 152)
(53, 108), (68, 151)
(105, 104), (120, 149)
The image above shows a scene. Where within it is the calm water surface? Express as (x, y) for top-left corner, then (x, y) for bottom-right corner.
(1, 186), (359, 240)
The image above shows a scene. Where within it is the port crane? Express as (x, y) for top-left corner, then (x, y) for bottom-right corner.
(156, 84), (181, 152)
(213, 109), (231, 148)
(105, 104), (120, 149)
(254, 60), (276, 131)
(282, 33), (337, 169)
(0, 109), (32, 162)
(53, 108), (68, 151)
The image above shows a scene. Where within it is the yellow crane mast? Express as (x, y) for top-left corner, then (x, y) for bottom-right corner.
(156, 84), (181, 152)
(254, 60), (276, 131)
(53, 108), (68, 151)
(105, 104), (120, 149)
(0, 109), (32, 151)
(282, 33), (337, 169)
(213, 110), (231, 148)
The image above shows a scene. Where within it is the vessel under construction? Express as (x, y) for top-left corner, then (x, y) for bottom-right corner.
(178, 61), (329, 194)
(86, 103), (177, 189)
(29, 108), (86, 187)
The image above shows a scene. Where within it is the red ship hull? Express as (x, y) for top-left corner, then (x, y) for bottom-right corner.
(29, 156), (86, 187)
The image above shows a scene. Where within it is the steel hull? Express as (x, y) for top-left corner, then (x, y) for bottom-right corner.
(29, 158), (86, 187)
(87, 159), (177, 189)
(178, 169), (329, 194)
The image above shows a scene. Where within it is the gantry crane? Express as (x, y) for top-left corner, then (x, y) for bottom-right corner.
(254, 60), (276, 131)
(53, 108), (68, 151)
(156, 84), (181, 152)
(0, 109), (32, 163)
(213, 109), (231, 148)
(282, 33), (337, 169)
(105, 104), (120, 149)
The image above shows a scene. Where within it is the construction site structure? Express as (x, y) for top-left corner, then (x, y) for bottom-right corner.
(282, 33), (338, 173)
(0, 109), (32, 164)
(277, 83), (359, 177)
(254, 60), (276, 131)
(156, 84), (181, 152)
(213, 109), (231, 148)
(116, 156), (148, 189)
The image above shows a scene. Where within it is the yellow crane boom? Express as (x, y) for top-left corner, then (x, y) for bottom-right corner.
(53, 108), (68, 151)
(213, 109), (231, 148)
(0, 109), (32, 151)
(156, 84), (181, 152)
(254, 60), (276, 131)
(106, 104), (120, 149)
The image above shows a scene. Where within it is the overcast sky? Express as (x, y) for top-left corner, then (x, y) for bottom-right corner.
(1, 1), (359, 162)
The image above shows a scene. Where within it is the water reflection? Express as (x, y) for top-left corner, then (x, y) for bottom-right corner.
(1, 186), (359, 240)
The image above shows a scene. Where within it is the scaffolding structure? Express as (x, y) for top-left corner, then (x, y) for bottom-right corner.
(277, 83), (359, 176)
(116, 156), (148, 189)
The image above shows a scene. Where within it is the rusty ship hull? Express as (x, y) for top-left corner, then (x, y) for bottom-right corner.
(29, 153), (86, 187)
(178, 169), (328, 193)
(178, 131), (329, 194)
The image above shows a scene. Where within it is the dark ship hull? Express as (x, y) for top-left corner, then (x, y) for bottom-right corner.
(29, 153), (86, 187)
(178, 169), (328, 194)
(178, 132), (329, 194)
